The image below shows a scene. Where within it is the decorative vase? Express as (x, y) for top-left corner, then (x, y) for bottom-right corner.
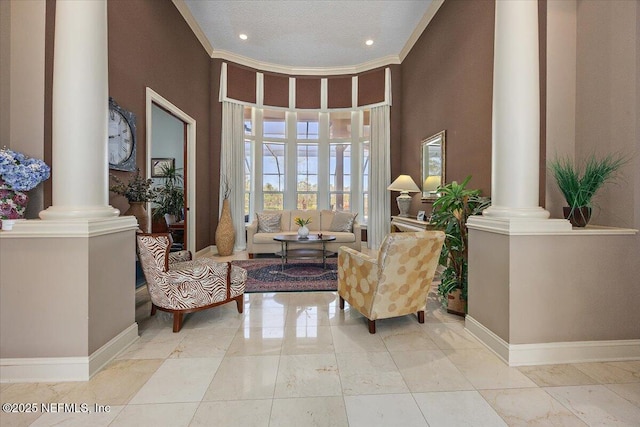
(215, 198), (235, 256)
(124, 201), (149, 233)
(563, 206), (591, 227)
(0, 187), (29, 221)
(298, 225), (310, 238)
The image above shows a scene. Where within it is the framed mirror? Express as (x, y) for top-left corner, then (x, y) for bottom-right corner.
(421, 130), (446, 200)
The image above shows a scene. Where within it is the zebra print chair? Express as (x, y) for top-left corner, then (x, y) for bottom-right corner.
(137, 233), (247, 332)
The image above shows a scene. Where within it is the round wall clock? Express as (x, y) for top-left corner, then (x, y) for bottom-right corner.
(108, 97), (137, 171)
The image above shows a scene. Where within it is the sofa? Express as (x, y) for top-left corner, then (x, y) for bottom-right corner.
(246, 209), (361, 257)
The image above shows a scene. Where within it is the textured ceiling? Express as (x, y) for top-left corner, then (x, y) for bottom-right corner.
(183, 0), (434, 69)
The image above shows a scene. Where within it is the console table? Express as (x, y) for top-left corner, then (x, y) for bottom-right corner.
(390, 216), (435, 232)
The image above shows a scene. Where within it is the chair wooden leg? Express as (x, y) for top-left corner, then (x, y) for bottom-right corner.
(150, 304), (157, 316)
(339, 296), (345, 309)
(368, 319), (376, 334)
(173, 312), (183, 332)
(236, 294), (244, 313)
(417, 310), (425, 323)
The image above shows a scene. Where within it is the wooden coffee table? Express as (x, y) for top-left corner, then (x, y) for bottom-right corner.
(273, 234), (337, 271)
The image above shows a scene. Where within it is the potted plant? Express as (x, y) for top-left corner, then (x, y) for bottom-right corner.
(429, 176), (490, 315)
(549, 153), (628, 227)
(151, 163), (184, 223)
(109, 168), (156, 232)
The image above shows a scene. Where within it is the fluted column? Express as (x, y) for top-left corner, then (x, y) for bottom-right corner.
(482, 0), (549, 220)
(40, 0), (118, 220)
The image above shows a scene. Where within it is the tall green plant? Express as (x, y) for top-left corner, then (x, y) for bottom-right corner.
(549, 153), (628, 208)
(152, 164), (184, 220)
(429, 176), (490, 303)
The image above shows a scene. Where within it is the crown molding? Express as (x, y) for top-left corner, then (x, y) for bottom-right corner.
(172, 0), (214, 57)
(212, 49), (400, 76)
(399, 0), (445, 62)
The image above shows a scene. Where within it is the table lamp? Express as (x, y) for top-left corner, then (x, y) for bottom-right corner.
(423, 175), (441, 198)
(387, 175), (420, 217)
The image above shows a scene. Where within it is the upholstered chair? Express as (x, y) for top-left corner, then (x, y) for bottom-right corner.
(137, 233), (247, 332)
(338, 230), (445, 333)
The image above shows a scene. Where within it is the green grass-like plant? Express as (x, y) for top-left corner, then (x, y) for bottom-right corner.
(549, 153), (628, 208)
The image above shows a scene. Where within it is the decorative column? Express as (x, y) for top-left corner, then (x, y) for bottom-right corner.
(39, 0), (119, 220)
(481, 0), (550, 221)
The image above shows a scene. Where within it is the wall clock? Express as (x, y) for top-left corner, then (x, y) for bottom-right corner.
(108, 97), (137, 171)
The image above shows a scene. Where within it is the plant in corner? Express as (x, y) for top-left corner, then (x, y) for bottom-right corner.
(109, 168), (156, 232)
(151, 163), (184, 222)
(549, 153), (628, 227)
(429, 176), (490, 315)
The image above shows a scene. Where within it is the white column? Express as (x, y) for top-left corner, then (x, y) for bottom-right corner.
(40, 0), (118, 220)
(482, 0), (549, 220)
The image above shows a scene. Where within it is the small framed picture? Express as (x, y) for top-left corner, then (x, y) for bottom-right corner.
(151, 158), (174, 177)
(417, 210), (426, 221)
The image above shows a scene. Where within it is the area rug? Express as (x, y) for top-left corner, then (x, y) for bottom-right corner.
(232, 258), (338, 293)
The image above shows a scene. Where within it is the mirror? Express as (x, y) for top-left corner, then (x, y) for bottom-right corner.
(421, 130), (446, 200)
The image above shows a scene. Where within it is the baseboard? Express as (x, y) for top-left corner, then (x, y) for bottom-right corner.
(196, 245), (216, 257)
(465, 316), (640, 366)
(0, 323), (138, 383)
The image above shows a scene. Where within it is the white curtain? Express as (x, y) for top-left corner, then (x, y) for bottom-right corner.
(368, 105), (391, 250)
(220, 101), (246, 251)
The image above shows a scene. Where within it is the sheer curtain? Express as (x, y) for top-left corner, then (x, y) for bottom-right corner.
(368, 105), (391, 250)
(220, 101), (246, 251)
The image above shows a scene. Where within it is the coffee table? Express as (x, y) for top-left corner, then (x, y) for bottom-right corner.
(273, 234), (337, 271)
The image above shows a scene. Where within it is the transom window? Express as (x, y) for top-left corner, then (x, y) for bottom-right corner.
(243, 107), (370, 222)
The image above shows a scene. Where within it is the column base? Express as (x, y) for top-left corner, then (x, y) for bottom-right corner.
(39, 205), (120, 220)
(482, 205), (551, 219)
(467, 215), (572, 235)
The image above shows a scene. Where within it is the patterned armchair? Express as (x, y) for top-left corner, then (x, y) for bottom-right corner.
(338, 231), (445, 333)
(137, 233), (247, 332)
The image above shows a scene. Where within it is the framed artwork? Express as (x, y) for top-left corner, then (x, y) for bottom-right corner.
(417, 210), (426, 221)
(151, 158), (175, 177)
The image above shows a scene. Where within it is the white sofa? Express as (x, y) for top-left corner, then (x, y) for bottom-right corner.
(246, 209), (361, 258)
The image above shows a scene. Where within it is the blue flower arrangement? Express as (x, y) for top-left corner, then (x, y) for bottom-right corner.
(0, 147), (51, 191)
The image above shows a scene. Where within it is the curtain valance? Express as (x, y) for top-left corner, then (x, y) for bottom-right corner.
(219, 62), (392, 111)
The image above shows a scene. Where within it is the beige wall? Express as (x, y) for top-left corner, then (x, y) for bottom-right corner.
(545, 0), (577, 219)
(0, 230), (136, 358)
(469, 229), (640, 345)
(0, 0), (47, 217)
(574, 0), (639, 230)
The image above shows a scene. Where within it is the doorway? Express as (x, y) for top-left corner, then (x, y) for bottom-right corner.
(146, 88), (196, 254)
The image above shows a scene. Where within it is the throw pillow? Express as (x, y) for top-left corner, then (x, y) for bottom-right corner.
(257, 212), (282, 233)
(329, 211), (358, 232)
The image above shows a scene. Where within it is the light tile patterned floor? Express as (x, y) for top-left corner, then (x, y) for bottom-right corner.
(1, 252), (640, 426)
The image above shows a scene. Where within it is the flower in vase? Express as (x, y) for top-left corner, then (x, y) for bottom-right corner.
(0, 147), (51, 191)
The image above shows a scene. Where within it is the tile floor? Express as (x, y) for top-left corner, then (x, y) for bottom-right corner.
(1, 252), (640, 426)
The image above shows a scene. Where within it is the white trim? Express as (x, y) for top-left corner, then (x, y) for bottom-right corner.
(146, 87), (197, 255)
(0, 217), (138, 238)
(465, 315), (510, 363)
(256, 72), (264, 108)
(212, 49), (400, 76)
(467, 216), (637, 236)
(0, 324), (138, 383)
(289, 77), (296, 109)
(320, 78), (328, 110)
(351, 76), (358, 108)
(171, 0), (214, 56)
(399, 0), (445, 62)
(466, 316), (640, 367)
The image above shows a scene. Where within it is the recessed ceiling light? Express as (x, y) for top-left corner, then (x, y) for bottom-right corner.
(365, 39), (374, 46)
(239, 34), (248, 40)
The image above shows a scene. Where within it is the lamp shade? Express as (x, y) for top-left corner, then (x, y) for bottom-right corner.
(423, 175), (441, 192)
(387, 175), (421, 193)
